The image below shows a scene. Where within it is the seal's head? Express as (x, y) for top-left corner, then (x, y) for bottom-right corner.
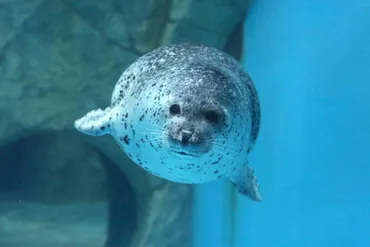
(148, 63), (247, 160)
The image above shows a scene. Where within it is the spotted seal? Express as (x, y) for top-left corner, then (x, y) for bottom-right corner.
(74, 43), (262, 201)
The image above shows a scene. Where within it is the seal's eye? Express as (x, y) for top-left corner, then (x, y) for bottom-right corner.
(204, 110), (219, 124)
(169, 104), (181, 115)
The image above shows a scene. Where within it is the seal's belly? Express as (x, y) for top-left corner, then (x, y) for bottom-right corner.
(141, 161), (226, 184)
(135, 152), (235, 183)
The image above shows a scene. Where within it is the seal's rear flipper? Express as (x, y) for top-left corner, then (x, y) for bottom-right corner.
(230, 164), (262, 201)
(74, 107), (112, 136)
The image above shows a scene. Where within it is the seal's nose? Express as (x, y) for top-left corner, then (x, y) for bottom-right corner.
(180, 130), (193, 145)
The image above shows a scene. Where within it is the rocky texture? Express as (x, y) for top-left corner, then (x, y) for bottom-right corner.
(0, 201), (107, 247)
(132, 183), (192, 247)
(0, 0), (249, 246)
(0, 132), (139, 247)
(0, 131), (107, 204)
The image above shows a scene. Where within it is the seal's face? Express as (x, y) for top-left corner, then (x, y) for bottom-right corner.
(143, 64), (246, 160)
(163, 96), (229, 158)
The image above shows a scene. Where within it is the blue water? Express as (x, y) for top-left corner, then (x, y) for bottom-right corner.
(238, 1), (370, 247)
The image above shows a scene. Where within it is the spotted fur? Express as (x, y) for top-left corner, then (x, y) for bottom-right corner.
(74, 43), (262, 201)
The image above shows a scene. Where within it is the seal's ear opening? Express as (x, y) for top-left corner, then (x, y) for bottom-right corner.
(74, 107), (113, 136)
(0, 131), (138, 247)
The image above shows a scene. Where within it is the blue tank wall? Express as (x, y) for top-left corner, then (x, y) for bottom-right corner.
(236, 0), (370, 247)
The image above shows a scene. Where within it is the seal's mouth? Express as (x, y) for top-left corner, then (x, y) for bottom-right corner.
(170, 149), (201, 157)
(167, 136), (208, 157)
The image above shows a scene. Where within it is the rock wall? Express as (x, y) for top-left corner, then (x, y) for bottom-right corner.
(0, 0), (249, 246)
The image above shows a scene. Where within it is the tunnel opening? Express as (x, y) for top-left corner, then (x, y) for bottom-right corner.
(0, 131), (137, 247)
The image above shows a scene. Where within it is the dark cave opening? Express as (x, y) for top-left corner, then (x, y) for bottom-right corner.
(0, 131), (137, 247)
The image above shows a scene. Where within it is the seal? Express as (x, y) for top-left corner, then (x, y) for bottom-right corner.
(74, 43), (262, 201)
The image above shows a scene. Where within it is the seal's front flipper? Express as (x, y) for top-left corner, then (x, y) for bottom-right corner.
(230, 164), (262, 201)
(74, 107), (112, 136)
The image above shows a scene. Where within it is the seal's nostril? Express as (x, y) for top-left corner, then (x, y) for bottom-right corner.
(181, 130), (193, 144)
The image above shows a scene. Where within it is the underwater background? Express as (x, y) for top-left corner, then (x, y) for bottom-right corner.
(0, 0), (369, 247)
